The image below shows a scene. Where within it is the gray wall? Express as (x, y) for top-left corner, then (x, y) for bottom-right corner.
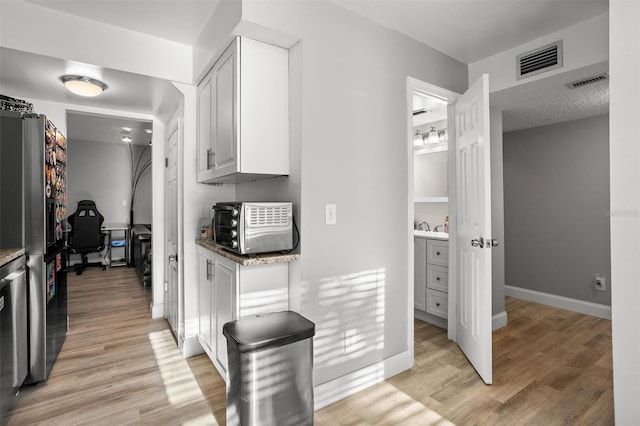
(233, 1), (469, 386)
(490, 109), (505, 317)
(67, 139), (152, 225)
(503, 114), (610, 305)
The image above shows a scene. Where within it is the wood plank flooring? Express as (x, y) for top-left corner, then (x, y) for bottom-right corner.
(6, 268), (613, 425)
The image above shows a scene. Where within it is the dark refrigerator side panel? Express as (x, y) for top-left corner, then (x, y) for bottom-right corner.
(0, 111), (24, 249)
(23, 115), (46, 256)
(26, 251), (67, 384)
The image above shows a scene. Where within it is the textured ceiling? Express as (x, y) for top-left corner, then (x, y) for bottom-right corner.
(492, 61), (609, 132)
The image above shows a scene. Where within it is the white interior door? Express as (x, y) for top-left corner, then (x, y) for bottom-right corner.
(165, 120), (179, 335)
(454, 74), (493, 384)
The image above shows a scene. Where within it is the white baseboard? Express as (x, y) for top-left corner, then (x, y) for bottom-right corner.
(492, 311), (508, 330)
(505, 285), (611, 320)
(314, 350), (411, 411)
(150, 302), (164, 319)
(182, 335), (204, 358)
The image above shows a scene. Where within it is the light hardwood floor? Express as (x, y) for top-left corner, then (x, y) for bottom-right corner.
(6, 268), (613, 425)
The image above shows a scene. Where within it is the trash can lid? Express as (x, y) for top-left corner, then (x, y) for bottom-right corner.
(223, 311), (315, 353)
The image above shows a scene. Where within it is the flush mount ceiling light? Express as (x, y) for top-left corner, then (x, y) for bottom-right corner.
(121, 136), (132, 143)
(60, 75), (108, 97)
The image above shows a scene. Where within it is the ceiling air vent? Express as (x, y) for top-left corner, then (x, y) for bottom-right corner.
(413, 108), (429, 116)
(567, 73), (609, 89)
(516, 40), (563, 80)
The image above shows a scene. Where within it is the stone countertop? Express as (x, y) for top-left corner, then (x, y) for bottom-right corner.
(195, 239), (300, 266)
(414, 230), (449, 241)
(0, 248), (26, 268)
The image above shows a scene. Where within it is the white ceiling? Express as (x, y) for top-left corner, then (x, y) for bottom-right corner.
(66, 111), (153, 146)
(333, 0), (608, 64)
(492, 61), (609, 132)
(24, 0), (220, 46)
(1, 0), (610, 142)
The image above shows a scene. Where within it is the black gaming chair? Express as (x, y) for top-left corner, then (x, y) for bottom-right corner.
(67, 200), (106, 274)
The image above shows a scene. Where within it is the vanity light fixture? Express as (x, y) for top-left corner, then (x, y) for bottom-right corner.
(426, 126), (439, 145)
(414, 130), (425, 146)
(122, 126), (132, 132)
(145, 129), (152, 134)
(60, 75), (108, 97)
(121, 136), (132, 143)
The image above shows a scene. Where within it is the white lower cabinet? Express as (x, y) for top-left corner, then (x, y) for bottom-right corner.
(415, 237), (449, 322)
(196, 245), (289, 380)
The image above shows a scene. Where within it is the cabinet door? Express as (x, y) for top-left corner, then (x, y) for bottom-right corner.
(214, 255), (236, 374)
(414, 238), (427, 311)
(213, 39), (239, 178)
(197, 248), (213, 353)
(196, 71), (215, 182)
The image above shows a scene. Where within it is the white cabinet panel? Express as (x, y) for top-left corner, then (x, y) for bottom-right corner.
(196, 37), (289, 184)
(427, 264), (448, 293)
(214, 255), (236, 374)
(427, 239), (449, 267)
(426, 289), (449, 319)
(414, 238), (427, 311)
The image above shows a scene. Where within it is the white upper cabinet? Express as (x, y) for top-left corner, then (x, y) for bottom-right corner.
(197, 37), (289, 184)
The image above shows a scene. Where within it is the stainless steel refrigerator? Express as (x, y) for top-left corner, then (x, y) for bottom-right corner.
(0, 110), (68, 384)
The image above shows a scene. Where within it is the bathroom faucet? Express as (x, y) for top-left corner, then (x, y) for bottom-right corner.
(419, 221), (430, 231)
(434, 225), (443, 232)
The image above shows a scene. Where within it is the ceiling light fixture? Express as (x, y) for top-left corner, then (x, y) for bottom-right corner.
(60, 75), (108, 97)
(122, 136), (132, 143)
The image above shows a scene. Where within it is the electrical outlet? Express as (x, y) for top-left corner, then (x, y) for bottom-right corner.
(594, 273), (607, 292)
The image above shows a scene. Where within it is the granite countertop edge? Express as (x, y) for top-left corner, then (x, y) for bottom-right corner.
(0, 248), (26, 268)
(195, 239), (299, 266)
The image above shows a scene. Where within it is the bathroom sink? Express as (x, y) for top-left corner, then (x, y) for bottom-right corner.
(413, 230), (449, 240)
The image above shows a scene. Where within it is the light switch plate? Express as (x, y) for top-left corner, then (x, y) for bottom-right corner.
(325, 203), (337, 225)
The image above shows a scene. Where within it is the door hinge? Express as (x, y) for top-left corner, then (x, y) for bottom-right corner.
(165, 157), (169, 168)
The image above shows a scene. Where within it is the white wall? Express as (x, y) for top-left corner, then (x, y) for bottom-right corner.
(610, 0), (640, 422)
(202, 1), (468, 394)
(468, 13), (608, 93)
(67, 139), (152, 224)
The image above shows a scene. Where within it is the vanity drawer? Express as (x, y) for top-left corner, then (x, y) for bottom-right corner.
(426, 289), (448, 319)
(427, 264), (448, 293)
(427, 239), (448, 267)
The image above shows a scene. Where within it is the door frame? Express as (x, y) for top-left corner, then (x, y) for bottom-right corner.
(406, 77), (460, 366)
(164, 107), (184, 341)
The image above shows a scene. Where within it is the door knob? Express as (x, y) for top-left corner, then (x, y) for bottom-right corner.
(490, 239), (499, 247)
(471, 237), (485, 248)
(168, 254), (178, 261)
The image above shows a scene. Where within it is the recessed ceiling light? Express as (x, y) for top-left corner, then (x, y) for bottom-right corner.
(121, 136), (132, 143)
(145, 129), (152, 134)
(60, 75), (108, 97)
(122, 126), (132, 132)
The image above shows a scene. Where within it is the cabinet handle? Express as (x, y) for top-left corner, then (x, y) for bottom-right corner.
(436, 277), (440, 281)
(436, 302), (441, 307)
(206, 259), (212, 281)
(206, 148), (211, 170)
(436, 251), (441, 256)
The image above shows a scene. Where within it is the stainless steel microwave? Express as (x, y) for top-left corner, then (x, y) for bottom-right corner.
(213, 202), (293, 255)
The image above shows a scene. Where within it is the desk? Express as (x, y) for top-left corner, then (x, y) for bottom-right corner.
(101, 223), (129, 267)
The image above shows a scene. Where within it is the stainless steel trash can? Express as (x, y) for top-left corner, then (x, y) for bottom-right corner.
(223, 311), (315, 426)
